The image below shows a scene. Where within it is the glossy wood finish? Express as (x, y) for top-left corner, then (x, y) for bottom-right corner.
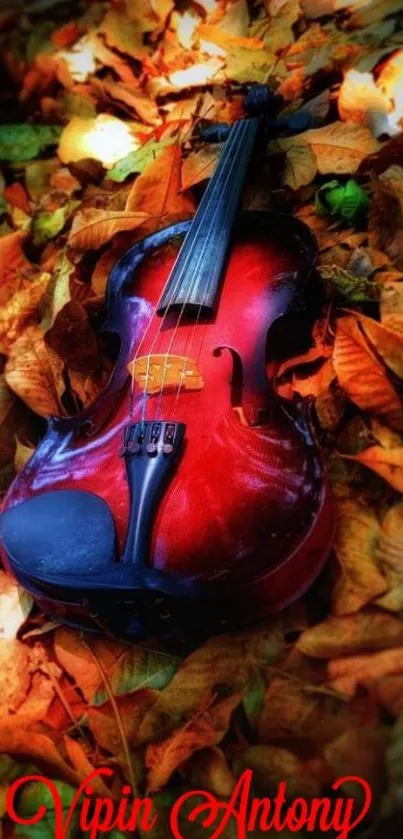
(1, 213), (334, 636)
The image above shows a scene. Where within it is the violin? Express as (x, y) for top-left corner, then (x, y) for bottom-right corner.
(0, 87), (334, 641)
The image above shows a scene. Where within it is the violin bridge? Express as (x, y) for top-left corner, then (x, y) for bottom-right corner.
(128, 355), (204, 395)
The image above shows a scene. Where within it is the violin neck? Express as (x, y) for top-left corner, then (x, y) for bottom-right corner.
(157, 117), (260, 316)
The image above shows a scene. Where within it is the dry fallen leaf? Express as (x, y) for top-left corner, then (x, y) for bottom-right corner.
(68, 208), (149, 251)
(333, 315), (403, 431)
(125, 144), (196, 234)
(145, 693), (242, 793)
(299, 121), (380, 174)
(5, 325), (65, 418)
(297, 610), (403, 659)
(332, 501), (387, 616)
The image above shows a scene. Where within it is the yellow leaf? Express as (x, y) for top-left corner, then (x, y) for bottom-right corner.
(146, 693), (242, 793)
(14, 438), (35, 473)
(300, 121), (380, 174)
(332, 501), (387, 616)
(4, 325), (64, 418)
(0, 571), (32, 640)
(58, 115), (139, 169)
(68, 209), (149, 251)
(333, 315), (403, 431)
(125, 145), (195, 235)
(328, 648), (403, 704)
(268, 136), (317, 189)
(297, 609), (403, 658)
(344, 445), (403, 493)
(347, 0), (403, 28)
(0, 273), (51, 356)
(99, 8), (149, 60)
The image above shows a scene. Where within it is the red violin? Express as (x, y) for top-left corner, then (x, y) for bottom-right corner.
(0, 87), (334, 640)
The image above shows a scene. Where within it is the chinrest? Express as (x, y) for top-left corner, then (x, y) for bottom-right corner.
(0, 490), (116, 577)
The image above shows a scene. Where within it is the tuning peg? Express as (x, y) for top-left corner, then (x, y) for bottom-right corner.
(267, 111), (315, 134)
(244, 85), (284, 116)
(198, 123), (231, 143)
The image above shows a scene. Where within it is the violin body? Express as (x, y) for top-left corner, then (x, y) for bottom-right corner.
(0, 211), (334, 639)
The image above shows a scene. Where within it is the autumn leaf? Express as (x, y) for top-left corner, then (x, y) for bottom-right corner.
(0, 719), (79, 785)
(338, 70), (391, 137)
(137, 627), (285, 745)
(297, 610), (403, 658)
(323, 728), (389, 809)
(0, 232), (34, 305)
(233, 744), (320, 797)
(0, 571), (32, 640)
(54, 628), (125, 703)
(0, 273), (51, 356)
(99, 8), (149, 61)
(268, 136), (318, 190)
(125, 145), (195, 235)
(299, 121), (380, 174)
(181, 145), (221, 191)
(67, 208), (149, 251)
(145, 693), (242, 793)
(185, 747), (235, 797)
(328, 648), (403, 698)
(332, 501), (387, 616)
(333, 315), (403, 431)
(343, 444), (403, 493)
(88, 690), (158, 757)
(5, 325), (64, 418)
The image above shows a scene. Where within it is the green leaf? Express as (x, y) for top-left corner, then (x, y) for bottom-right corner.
(107, 138), (175, 183)
(315, 178), (369, 223)
(0, 125), (62, 163)
(242, 672), (266, 731)
(91, 645), (180, 706)
(32, 206), (68, 246)
(15, 780), (79, 839)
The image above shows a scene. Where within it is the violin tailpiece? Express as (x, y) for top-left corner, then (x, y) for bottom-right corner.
(120, 420), (186, 570)
(128, 354), (204, 395)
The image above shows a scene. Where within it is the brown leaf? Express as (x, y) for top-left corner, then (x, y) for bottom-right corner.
(54, 628), (125, 702)
(0, 232), (34, 305)
(64, 736), (113, 796)
(328, 648), (403, 696)
(297, 610), (403, 659)
(323, 728), (389, 809)
(234, 744), (320, 797)
(68, 208), (149, 251)
(0, 640), (31, 716)
(0, 720), (79, 786)
(185, 747), (235, 797)
(137, 627), (285, 745)
(299, 121), (380, 174)
(333, 315), (403, 431)
(45, 301), (100, 374)
(5, 325), (65, 418)
(145, 693), (241, 793)
(88, 689), (158, 756)
(332, 501), (387, 616)
(181, 145), (221, 191)
(344, 444), (403, 493)
(125, 145), (195, 235)
(0, 273), (51, 356)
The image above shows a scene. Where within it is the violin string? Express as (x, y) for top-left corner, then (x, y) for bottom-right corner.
(170, 133), (248, 421)
(127, 106), (216, 422)
(139, 122), (242, 422)
(155, 121), (248, 422)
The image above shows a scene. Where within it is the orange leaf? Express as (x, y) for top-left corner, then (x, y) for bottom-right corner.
(3, 182), (30, 214)
(125, 145), (195, 234)
(51, 21), (80, 49)
(344, 445), (403, 493)
(68, 209), (149, 251)
(0, 231), (35, 305)
(145, 693), (242, 793)
(5, 325), (65, 418)
(0, 273), (51, 356)
(333, 315), (403, 431)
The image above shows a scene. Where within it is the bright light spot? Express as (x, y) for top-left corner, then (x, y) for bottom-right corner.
(58, 114), (139, 168)
(172, 10), (200, 49)
(194, 0), (218, 11)
(57, 36), (96, 83)
(169, 59), (223, 89)
(377, 50), (403, 133)
(200, 38), (226, 57)
(339, 69), (391, 137)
